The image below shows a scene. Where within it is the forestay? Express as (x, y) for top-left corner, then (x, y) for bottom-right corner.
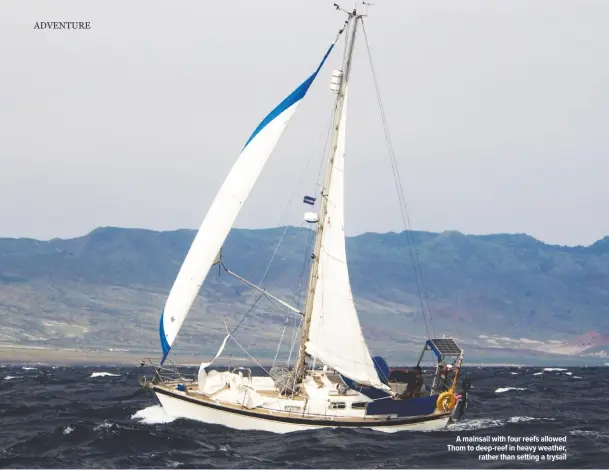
(159, 43), (337, 364)
(304, 89), (388, 390)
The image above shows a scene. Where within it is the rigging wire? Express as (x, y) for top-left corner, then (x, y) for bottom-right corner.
(228, 103), (337, 356)
(230, 156), (321, 334)
(292, 225), (316, 307)
(282, 96), (336, 370)
(360, 18), (437, 339)
(285, 103), (337, 368)
(280, 222), (315, 367)
(286, 315), (303, 366)
(229, 293), (264, 336)
(224, 68), (335, 364)
(228, 331), (271, 376)
(272, 318), (289, 368)
(315, 107), (337, 194)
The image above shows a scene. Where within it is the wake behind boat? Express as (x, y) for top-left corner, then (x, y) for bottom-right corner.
(140, 4), (471, 433)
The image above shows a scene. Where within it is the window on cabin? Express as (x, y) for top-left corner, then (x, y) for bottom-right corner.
(351, 402), (368, 409)
(328, 401), (346, 409)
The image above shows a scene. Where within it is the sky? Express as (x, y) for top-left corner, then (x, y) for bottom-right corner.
(1, 0), (607, 246)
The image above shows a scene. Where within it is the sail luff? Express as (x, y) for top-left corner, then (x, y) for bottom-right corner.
(305, 85), (386, 389)
(158, 43), (337, 364)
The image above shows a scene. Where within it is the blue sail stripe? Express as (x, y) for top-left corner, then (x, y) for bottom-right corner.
(243, 43), (335, 149)
(159, 311), (171, 365)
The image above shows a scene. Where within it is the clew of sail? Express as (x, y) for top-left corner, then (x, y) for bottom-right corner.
(159, 43), (337, 364)
(304, 89), (388, 391)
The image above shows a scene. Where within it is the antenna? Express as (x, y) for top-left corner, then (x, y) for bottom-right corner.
(362, 1), (374, 16)
(333, 1), (368, 18)
(333, 2), (351, 15)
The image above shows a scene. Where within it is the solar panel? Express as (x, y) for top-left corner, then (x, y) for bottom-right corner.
(429, 338), (462, 356)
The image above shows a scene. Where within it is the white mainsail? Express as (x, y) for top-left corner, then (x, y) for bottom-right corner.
(159, 43), (336, 364)
(304, 89), (387, 390)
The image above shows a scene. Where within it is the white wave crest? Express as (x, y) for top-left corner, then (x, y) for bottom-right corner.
(495, 387), (526, 394)
(94, 421), (115, 431)
(571, 430), (609, 440)
(543, 368), (567, 372)
(446, 415), (556, 432)
(63, 426), (74, 435)
(507, 416), (555, 423)
(89, 372), (120, 378)
(22, 366), (37, 370)
(533, 372), (544, 376)
(131, 405), (177, 425)
(4, 375), (18, 380)
(446, 418), (504, 431)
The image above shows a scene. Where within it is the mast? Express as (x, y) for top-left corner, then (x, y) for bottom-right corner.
(295, 8), (361, 380)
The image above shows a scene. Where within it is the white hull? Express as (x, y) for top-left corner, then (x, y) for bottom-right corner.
(154, 388), (451, 434)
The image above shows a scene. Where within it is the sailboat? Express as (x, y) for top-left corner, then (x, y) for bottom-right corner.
(141, 4), (470, 433)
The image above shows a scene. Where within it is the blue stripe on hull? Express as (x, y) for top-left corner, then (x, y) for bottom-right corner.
(366, 395), (438, 417)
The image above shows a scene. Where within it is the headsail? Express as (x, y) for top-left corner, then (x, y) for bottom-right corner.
(304, 88), (387, 390)
(159, 43), (337, 364)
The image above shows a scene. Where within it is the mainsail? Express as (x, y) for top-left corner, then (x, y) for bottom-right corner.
(304, 89), (387, 390)
(159, 43), (337, 364)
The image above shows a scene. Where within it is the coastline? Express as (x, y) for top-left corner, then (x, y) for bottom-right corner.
(0, 345), (574, 368)
(0, 346), (253, 367)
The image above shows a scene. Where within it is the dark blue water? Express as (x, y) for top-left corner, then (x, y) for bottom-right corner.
(1, 365), (608, 468)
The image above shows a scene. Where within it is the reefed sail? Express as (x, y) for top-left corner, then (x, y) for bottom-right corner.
(159, 43), (337, 364)
(304, 89), (387, 390)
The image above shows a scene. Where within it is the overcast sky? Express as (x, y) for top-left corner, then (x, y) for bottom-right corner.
(1, 0), (607, 246)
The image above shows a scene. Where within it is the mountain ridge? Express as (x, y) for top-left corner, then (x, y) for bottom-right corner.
(1, 226), (608, 364)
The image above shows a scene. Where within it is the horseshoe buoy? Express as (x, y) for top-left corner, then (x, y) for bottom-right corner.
(436, 391), (457, 411)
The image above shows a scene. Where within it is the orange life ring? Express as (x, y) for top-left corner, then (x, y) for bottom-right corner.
(436, 391), (457, 411)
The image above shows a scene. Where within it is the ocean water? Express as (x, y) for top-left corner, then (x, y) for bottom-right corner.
(1, 365), (608, 468)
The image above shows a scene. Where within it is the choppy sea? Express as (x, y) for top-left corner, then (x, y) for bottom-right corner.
(1, 365), (608, 468)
